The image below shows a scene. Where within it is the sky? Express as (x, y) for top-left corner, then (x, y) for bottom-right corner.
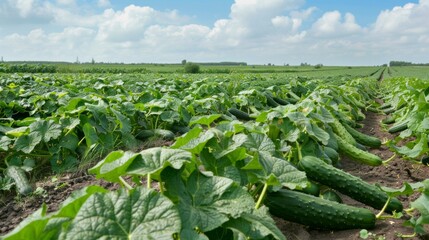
(0, 0), (428, 66)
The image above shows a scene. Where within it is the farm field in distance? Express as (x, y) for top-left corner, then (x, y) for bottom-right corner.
(1, 63), (429, 239)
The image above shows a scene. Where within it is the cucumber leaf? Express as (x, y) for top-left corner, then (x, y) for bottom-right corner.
(162, 167), (254, 235)
(223, 206), (286, 240)
(29, 120), (62, 142)
(126, 147), (192, 180)
(61, 187), (180, 240)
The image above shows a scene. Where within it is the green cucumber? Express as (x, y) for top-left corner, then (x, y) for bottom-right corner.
(265, 189), (376, 230)
(320, 189), (343, 203)
(154, 129), (175, 140)
(228, 108), (253, 121)
(334, 133), (383, 166)
(366, 106), (380, 113)
(379, 103), (392, 110)
(5, 165), (32, 196)
(388, 120), (408, 134)
(343, 123), (381, 148)
(265, 94), (279, 107)
(382, 116), (395, 124)
(272, 97), (290, 105)
(382, 107), (396, 115)
(330, 118), (357, 146)
(324, 146), (339, 165)
(136, 129), (175, 140)
(299, 156), (403, 213)
(296, 180), (320, 196)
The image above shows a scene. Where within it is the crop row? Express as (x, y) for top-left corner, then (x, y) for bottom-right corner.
(1, 73), (429, 239)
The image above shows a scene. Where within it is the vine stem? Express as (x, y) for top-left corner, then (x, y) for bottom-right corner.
(255, 183), (268, 209)
(147, 173), (151, 189)
(119, 176), (132, 190)
(383, 153), (396, 165)
(376, 196), (391, 219)
(296, 141), (302, 161)
(397, 233), (416, 238)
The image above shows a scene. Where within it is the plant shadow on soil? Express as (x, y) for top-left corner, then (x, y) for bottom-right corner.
(0, 111), (429, 239)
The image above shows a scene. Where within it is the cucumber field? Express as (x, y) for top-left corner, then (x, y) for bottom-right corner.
(1, 64), (429, 239)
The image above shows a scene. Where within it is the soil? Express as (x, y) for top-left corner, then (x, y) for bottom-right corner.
(1, 110), (429, 239)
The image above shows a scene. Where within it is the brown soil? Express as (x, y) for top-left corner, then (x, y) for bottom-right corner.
(1, 111), (429, 239)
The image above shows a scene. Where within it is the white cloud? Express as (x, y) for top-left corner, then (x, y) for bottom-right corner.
(96, 5), (187, 42)
(311, 11), (362, 37)
(373, 0), (429, 35)
(1, 0), (429, 65)
(11, 0), (34, 17)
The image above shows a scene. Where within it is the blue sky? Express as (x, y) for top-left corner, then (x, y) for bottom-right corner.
(0, 0), (428, 65)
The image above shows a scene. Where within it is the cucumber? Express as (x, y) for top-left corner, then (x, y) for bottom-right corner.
(296, 180), (320, 196)
(343, 123), (382, 148)
(324, 146), (339, 165)
(154, 129), (175, 140)
(330, 118), (357, 146)
(265, 94), (279, 107)
(5, 165), (32, 196)
(228, 108), (252, 121)
(136, 129), (175, 140)
(388, 120), (408, 134)
(288, 91), (301, 102)
(299, 156), (403, 213)
(320, 189), (343, 203)
(382, 116), (395, 124)
(334, 133), (383, 166)
(379, 103), (392, 110)
(265, 189), (376, 230)
(382, 107), (396, 115)
(366, 106), (380, 113)
(272, 97), (289, 105)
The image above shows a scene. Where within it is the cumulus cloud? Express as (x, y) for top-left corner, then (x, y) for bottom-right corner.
(311, 11), (362, 37)
(373, 0), (429, 35)
(0, 0), (428, 65)
(96, 5), (188, 42)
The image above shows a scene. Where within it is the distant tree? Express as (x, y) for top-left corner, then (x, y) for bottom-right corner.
(75, 57), (80, 64)
(91, 58), (95, 64)
(268, 63), (272, 66)
(1, 56), (3, 62)
(314, 63), (323, 69)
(181, 59), (187, 65)
(184, 62), (200, 73)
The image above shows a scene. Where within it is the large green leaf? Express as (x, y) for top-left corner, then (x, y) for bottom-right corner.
(162, 168), (254, 235)
(29, 120), (62, 142)
(13, 132), (42, 153)
(256, 152), (307, 190)
(126, 147), (192, 179)
(392, 133), (428, 158)
(0, 135), (12, 151)
(189, 114), (222, 127)
(224, 206), (286, 240)
(88, 150), (141, 183)
(243, 133), (276, 154)
(61, 187), (181, 240)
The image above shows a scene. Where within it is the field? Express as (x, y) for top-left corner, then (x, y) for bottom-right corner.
(1, 64), (429, 239)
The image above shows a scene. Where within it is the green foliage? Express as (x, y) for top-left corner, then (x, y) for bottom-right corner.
(184, 62), (200, 73)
